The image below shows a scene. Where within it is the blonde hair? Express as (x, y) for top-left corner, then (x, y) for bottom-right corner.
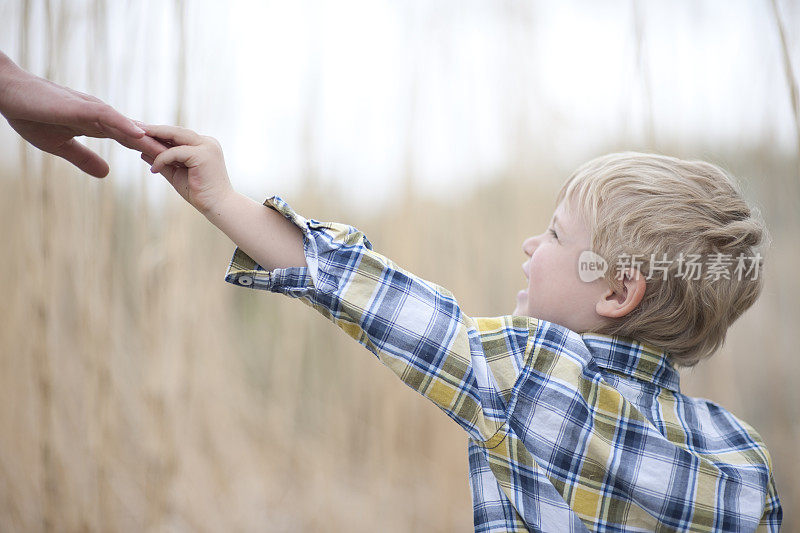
(558, 152), (770, 366)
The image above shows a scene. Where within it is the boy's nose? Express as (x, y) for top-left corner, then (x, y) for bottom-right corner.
(522, 235), (539, 257)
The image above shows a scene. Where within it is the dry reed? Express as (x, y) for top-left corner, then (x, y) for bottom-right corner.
(0, 1), (798, 531)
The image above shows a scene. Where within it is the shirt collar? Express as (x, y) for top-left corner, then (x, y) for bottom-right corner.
(579, 333), (681, 392)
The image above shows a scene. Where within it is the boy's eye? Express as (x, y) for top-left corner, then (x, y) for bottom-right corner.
(548, 228), (559, 240)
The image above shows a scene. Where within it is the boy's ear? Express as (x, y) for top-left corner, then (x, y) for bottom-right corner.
(595, 268), (646, 319)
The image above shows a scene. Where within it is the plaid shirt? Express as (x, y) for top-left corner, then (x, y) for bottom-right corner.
(224, 196), (782, 532)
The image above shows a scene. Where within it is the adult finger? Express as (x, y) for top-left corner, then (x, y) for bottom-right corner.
(51, 138), (110, 178)
(150, 145), (197, 174)
(141, 124), (202, 147)
(96, 104), (145, 139)
(53, 104), (127, 141)
(117, 133), (170, 158)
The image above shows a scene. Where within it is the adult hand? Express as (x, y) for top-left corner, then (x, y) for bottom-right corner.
(0, 52), (166, 177)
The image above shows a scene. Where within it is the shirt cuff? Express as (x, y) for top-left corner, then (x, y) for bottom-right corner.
(222, 195), (372, 296)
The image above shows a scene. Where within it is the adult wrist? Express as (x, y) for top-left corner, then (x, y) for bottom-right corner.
(0, 52), (13, 78)
(0, 54), (12, 114)
(0, 53), (24, 116)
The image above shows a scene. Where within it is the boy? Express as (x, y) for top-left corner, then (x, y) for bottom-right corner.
(139, 125), (781, 532)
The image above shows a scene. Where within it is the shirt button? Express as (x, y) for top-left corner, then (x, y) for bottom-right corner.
(238, 276), (253, 286)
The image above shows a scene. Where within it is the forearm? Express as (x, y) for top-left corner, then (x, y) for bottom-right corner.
(0, 51), (16, 79)
(204, 191), (307, 271)
(220, 194), (534, 443)
(0, 52), (21, 115)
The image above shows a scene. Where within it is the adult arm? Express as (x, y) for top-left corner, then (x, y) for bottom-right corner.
(0, 51), (165, 177)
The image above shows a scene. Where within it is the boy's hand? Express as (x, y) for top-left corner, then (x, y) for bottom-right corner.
(141, 123), (306, 271)
(139, 124), (234, 216)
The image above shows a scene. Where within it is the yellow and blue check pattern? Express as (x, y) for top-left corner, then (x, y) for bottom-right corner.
(225, 196), (781, 532)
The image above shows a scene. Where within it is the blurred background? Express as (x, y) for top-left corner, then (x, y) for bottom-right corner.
(0, 0), (798, 531)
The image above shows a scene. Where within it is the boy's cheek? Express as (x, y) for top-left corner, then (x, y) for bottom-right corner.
(529, 254), (554, 283)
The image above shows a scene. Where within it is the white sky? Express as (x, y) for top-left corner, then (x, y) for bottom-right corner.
(0, 0), (798, 210)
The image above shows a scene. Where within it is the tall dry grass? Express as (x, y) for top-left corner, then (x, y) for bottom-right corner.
(1, 1), (799, 531)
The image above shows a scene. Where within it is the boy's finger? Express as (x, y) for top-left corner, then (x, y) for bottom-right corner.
(151, 145), (197, 173)
(141, 124), (202, 146)
(142, 152), (175, 179)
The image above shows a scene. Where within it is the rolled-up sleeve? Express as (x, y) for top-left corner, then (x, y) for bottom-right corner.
(224, 196), (535, 444)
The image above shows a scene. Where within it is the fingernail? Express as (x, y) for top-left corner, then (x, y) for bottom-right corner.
(150, 166), (157, 173)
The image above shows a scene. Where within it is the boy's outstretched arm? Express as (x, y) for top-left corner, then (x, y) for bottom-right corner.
(139, 123), (530, 445)
(141, 124), (306, 270)
(205, 192), (307, 271)
(142, 123), (535, 529)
